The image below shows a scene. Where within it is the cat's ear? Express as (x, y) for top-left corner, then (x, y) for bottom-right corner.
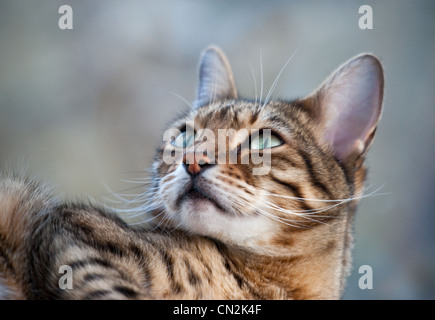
(194, 45), (238, 108)
(310, 54), (384, 160)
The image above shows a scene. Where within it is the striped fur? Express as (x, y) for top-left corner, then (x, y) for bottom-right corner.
(0, 47), (383, 299)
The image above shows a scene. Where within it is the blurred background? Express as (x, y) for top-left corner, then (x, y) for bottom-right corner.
(0, 0), (434, 299)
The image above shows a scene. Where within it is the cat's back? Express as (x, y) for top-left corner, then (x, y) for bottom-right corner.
(0, 173), (253, 299)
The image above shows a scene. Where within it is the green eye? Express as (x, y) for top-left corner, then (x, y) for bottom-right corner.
(172, 131), (195, 148)
(250, 133), (283, 150)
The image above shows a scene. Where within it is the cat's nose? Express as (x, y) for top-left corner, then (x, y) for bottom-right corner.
(182, 152), (213, 175)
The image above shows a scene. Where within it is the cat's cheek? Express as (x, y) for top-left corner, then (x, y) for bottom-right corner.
(159, 165), (191, 211)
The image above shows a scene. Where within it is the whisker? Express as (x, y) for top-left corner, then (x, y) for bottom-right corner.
(100, 179), (133, 204)
(165, 218), (183, 234)
(262, 48), (299, 107)
(259, 183), (387, 204)
(127, 209), (166, 227)
(169, 91), (196, 112)
(259, 49), (264, 108)
(212, 181), (310, 228)
(151, 209), (173, 232)
(248, 60), (258, 106)
(117, 168), (155, 175)
(120, 178), (155, 183)
(210, 177), (347, 227)
(117, 204), (159, 217)
(262, 200), (329, 222)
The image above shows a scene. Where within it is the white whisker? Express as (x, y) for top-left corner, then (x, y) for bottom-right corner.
(261, 183), (387, 203)
(212, 181), (311, 228)
(262, 48), (299, 107)
(169, 92), (196, 112)
(259, 49), (264, 108)
(248, 60), (258, 106)
(127, 210), (166, 226)
(209, 176), (388, 229)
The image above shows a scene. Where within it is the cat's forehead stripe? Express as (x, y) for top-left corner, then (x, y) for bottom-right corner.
(193, 101), (298, 131)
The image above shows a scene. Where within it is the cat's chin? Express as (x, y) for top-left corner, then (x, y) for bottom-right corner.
(174, 178), (231, 216)
(182, 189), (228, 213)
(175, 197), (277, 252)
(178, 192), (230, 225)
(177, 198), (229, 235)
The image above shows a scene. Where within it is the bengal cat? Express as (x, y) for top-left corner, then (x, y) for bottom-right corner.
(0, 46), (384, 300)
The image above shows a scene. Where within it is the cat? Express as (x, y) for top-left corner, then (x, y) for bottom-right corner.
(0, 45), (384, 300)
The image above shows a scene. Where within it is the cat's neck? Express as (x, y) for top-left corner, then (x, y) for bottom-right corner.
(215, 217), (350, 300)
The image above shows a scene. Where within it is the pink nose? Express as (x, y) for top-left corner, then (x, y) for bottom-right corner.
(182, 152), (212, 175)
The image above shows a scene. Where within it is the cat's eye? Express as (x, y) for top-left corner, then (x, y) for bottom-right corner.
(250, 132), (283, 150)
(172, 131), (195, 148)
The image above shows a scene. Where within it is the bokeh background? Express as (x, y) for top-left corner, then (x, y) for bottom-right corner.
(0, 0), (434, 299)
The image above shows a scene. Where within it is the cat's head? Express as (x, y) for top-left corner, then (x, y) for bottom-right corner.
(150, 46), (384, 254)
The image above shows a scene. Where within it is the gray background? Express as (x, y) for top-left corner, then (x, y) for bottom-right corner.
(0, 0), (434, 299)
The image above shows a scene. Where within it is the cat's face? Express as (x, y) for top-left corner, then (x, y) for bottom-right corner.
(151, 46), (383, 254)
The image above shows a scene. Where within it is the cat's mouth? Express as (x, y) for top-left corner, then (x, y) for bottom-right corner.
(177, 183), (228, 213)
